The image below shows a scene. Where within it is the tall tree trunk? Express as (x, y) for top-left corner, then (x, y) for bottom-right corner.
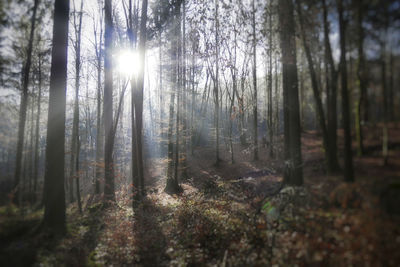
(125, 0), (140, 204)
(190, 42), (196, 156)
(13, 0), (39, 204)
(104, 0), (115, 201)
(181, 0), (188, 178)
(267, 2), (273, 157)
(322, 0), (340, 172)
(338, 0), (354, 182)
(33, 51), (43, 200)
(278, 0), (303, 185)
(228, 29), (238, 164)
(29, 83), (35, 198)
(274, 55), (279, 136)
(165, 0), (182, 194)
(70, 0), (83, 212)
(165, 79), (177, 192)
(299, 65), (304, 130)
(174, 55), (180, 186)
(159, 21), (164, 156)
(94, 7), (103, 195)
(388, 49), (394, 122)
(381, 35), (389, 166)
(131, 76), (138, 202)
(42, 0), (69, 233)
(214, 0), (220, 165)
(133, 0), (148, 197)
(355, 0), (366, 156)
(296, 1), (330, 169)
(252, 0), (258, 161)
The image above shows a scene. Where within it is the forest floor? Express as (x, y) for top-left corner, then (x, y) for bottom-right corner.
(1, 123), (400, 266)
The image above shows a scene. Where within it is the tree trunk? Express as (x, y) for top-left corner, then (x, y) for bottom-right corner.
(94, 6), (103, 195)
(252, 0), (258, 161)
(296, 1), (330, 170)
(29, 83), (35, 199)
(267, 2), (273, 157)
(274, 55), (279, 137)
(165, 0), (182, 194)
(388, 49), (394, 122)
(133, 0), (148, 197)
(181, 0), (188, 178)
(355, 0), (366, 156)
(104, 0), (115, 201)
(33, 51), (43, 201)
(13, 0), (39, 204)
(70, 0), (83, 212)
(278, 0), (303, 186)
(42, 0), (69, 233)
(338, 0), (354, 182)
(214, 0), (220, 165)
(381, 36), (388, 166)
(322, 0), (340, 172)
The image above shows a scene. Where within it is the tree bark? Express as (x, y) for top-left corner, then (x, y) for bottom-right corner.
(252, 0), (258, 161)
(278, 0), (303, 186)
(322, 0), (340, 172)
(355, 0), (366, 156)
(165, 0), (182, 194)
(338, 0), (354, 182)
(103, 0), (115, 201)
(33, 51), (43, 200)
(296, 1), (330, 169)
(42, 0), (69, 233)
(133, 0), (148, 197)
(94, 3), (103, 195)
(69, 0), (83, 212)
(267, 2), (273, 157)
(214, 0), (221, 165)
(13, 0), (39, 204)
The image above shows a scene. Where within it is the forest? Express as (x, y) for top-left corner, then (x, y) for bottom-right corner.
(0, 0), (399, 265)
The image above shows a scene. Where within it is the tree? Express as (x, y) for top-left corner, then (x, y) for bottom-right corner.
(214, 0), (221, 165)
(322, 0), (340, 172)
(133, 0), (148, 197)
(251, 0), (258, 161)
(266, 0), (274, 158)
(165, 0), (183, 194)
(278, 0), (303, 185)
(355, 0), (366, 156)
(103, 0), (115, 201)
(296, 1), (330, 172)
(42, 0), (69, 232)
(337, 0), (354, 182)
(13, 0), (39, 204)
(33, 48), (44, 200)
(93, 0), (103, 195)
(69, 0), (83, 213)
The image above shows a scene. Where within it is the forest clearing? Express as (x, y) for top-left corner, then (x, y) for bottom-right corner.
(0, 0), (400, 266)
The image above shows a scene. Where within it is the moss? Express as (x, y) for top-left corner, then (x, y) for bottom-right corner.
(0, 206), (42, 240)
(87, 250), (101, 267)
(87, 202), (104, 214)
(0, 204), (19, 216)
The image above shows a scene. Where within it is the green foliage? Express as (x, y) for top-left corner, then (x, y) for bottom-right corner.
(87, 250), (101, 267)
(262, 200), (273, 213)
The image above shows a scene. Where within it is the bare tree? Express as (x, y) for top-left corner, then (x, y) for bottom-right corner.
(278, 0), (303, 185)
(13, 0), (39, 204)
(69, 0), (83, 213)
(103, 0), (115, 201)
(337, 0), (354, 182)
(42, 0), (69, 233)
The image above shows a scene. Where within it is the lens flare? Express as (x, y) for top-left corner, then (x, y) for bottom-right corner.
(116, 50), (140, 76)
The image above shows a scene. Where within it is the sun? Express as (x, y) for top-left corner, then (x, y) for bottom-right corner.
(116, 50), (140, 76)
